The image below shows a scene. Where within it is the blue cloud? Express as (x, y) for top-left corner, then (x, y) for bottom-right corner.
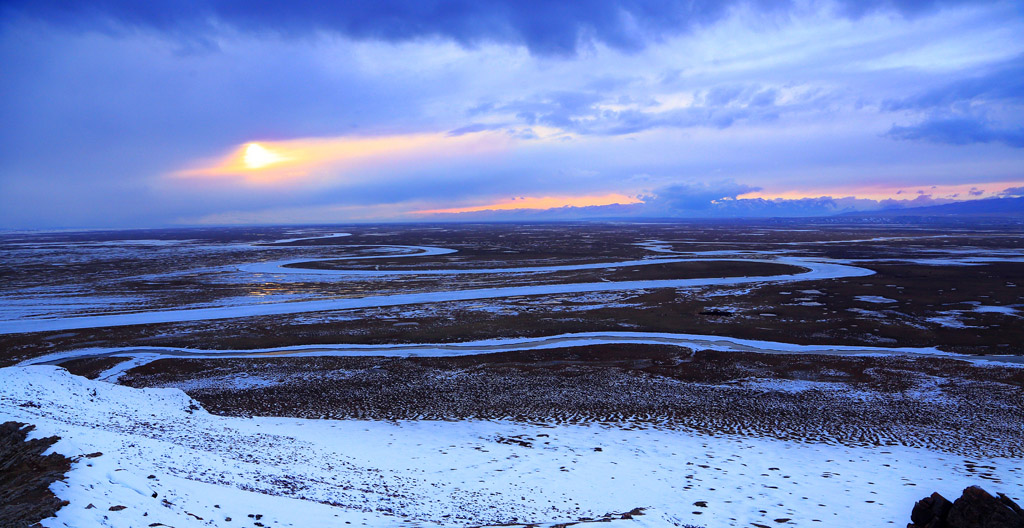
(1, 0), (985, 57)
(482, 83), (791, 136)
(447, 123), (507, 136)
(420, 191), (980, 220)
(884, 55), (1024, 112)
(883, 55), (1024, 147)
(640, 181), (762, 211)
(886, 117), (1024, 148)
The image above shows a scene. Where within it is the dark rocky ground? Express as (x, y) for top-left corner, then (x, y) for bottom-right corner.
(0, 422), (72, 528)
(115, 344), (1024, 460)
(909, 486), (1024, 528)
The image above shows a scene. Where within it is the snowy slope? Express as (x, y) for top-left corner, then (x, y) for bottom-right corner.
(2, 366), (1021, 527)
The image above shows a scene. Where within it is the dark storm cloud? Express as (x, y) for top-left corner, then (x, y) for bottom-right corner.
(1, 0), (982, 56)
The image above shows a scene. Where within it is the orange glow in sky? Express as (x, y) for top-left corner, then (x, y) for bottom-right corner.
(415, 193), (642, 214)
(177, 132), (510, 184)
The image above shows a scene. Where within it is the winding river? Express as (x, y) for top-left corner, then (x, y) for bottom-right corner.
(8, 235), (1019, 370)
(0, 253), (870, 334)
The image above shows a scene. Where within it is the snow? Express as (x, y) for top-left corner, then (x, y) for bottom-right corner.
(24, 330), (999, 373)
(975, 305), (1019, 316)
(855, 296), (898, 304)
(242, 256), (688, 277)
(0, 295), (144, 320)
(734, 377), (877, 398)
(236, 244), (458, 275)
(926, 312), (975, 329)
(3, 366), (1021, 528)
(847, 308), (884, 318)
(3, 239), (199, 248)
(267, 232), (351, 244)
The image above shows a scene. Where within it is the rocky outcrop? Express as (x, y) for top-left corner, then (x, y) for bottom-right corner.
(910, 486), (1024, 528)
(0, 422), (72, 528)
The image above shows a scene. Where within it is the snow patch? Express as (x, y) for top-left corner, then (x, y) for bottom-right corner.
(3, 366), (1022, 528)
(855, 296), (898, 304)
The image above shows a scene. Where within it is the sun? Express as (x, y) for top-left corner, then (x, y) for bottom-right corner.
(243, 143), (287, 169)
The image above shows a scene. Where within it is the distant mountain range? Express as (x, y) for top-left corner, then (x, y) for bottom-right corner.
(842, 197), (1024, 218)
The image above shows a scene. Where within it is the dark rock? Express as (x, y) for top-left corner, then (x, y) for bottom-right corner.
(948, 486), (1024, 528)
(910, 486), (1024, 528)
(912, 492), (954, 528)
(0, 421), (73, 528)
(109, 505), (127, 511)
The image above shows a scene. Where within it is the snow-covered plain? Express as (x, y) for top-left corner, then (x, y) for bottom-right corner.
(4, 366), (1022, 528)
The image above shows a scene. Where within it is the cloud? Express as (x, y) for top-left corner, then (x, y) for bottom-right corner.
(835, 0), (979, 18)
(639, 181), (761, 211)
(2, 1), (1022, 228)
(417, 186), (986, 221)
(415, 180), (766, 220)
(883, 55), (1024, 148)
(447, 123), (508, 137)
(1001, 186), (1024, 197)
(875, 193), (954, 209)
(1, 0), (984, 57)
(482, 83), (795, 136)
(882, 55), (1024, 112)
(886, 117), (1024, 148)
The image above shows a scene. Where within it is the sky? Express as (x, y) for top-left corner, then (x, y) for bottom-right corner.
(1, 0), (1023, 228)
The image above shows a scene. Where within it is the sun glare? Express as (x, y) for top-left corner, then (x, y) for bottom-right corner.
(243, 143), (287, 169)
(177, 131), (512, 183)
